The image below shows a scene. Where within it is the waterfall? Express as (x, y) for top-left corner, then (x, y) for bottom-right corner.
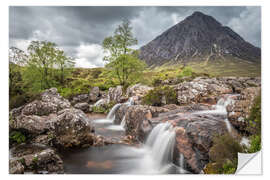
(94, 99), (105, 106)
(193, 95), (235, 133)
(106, 103), (122, 121)
(145, 122), (176, 167)
(120, 115), (126, 128)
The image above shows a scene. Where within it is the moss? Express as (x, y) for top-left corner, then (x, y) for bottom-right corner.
(142, 85), (177, 106)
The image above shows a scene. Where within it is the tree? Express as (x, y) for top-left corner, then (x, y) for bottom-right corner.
(9, 47), (27, 96)
(55, 49), (75, 85)
(102, 20), (145, 87)
(23, 41), (75, 91)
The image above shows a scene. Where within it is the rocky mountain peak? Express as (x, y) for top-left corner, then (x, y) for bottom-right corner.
(139, 11), (261, 66)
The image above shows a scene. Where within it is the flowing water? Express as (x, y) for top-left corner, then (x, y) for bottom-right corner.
(62, 95), (239, 174)
(193, 95), (236, 133)
(62, 121), (185, 174)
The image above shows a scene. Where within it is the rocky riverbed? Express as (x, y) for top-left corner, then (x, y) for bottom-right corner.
(9, 77), (261, 174)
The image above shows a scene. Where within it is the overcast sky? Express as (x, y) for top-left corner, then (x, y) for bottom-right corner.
(9, 6), (261, 68)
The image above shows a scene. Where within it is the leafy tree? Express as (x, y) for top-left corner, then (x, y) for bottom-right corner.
(102, 20), (145, 87)
(55, 49), (75, 85)
(23, 41), (75, 91)
(9, 47), (26, 96)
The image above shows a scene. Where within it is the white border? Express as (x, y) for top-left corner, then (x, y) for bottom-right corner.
(1, 0), (270, 180)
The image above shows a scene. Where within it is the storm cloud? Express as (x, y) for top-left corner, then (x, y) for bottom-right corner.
(9, 6), (261, 67)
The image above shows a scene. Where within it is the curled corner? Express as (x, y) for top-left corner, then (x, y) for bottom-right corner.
(235, 151), (262, 174)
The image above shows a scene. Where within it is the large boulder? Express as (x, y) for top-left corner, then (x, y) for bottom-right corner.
(107, 86), (123, 103)
(50, 108), (96, 148)
(9, 144), (63, 174)
(227, 87), (261, 133)
(9, 88), (70, 134)
(89, 87), (100, 102)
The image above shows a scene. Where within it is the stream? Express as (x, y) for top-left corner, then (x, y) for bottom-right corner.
(61, 95), (249, 174)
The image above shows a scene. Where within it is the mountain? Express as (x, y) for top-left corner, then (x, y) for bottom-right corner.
(139, 11), (261, 66)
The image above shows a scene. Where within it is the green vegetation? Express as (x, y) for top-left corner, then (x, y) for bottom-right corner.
(92, 101), (116, 114)
(204, 133), (243, 174)
(9, 131), (26, 144)
(142, 85), (177, 106)
(102, 20), (146, 88)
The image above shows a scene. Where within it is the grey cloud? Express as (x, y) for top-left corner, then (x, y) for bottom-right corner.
(9, 6), (261, 67)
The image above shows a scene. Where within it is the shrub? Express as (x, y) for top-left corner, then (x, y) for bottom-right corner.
(142, 85), (177, 106)
(248, 135), (261, 153)
(178, 66), (193, 78)
(246, 94), (261, 135)
(9, 131), (26, 144)
(205, 133), (243, 174)
(92, 101), (116, 114)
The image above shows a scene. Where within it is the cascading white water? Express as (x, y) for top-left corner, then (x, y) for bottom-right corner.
(193, 95), (235, 133)
(120, 115), (126, 128)
(106, 103), (122, 121)
(145, 122), (176, 167)
(94, 99), (105, 106)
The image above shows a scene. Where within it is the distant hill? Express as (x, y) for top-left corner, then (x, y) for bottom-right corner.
(139, 11), (261, 67)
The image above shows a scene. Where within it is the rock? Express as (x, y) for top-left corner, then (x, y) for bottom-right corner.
(51, 108), (96, 148)
(176, 77), (260, 105)
(10, 113), (57, 135)
(114, 105), (169, 141)
(107, 86), (123, 103)
(9, 144), (63, 174)
(71, 94), (89, 105)
(227, 87), (261, 133)
(89, 87), (100, 102)
(150, 112), (229, 173)
(9, 159), (24, 174)
(126, 84), (153, 104)
(74, 102), (90, 113)
(11, 88), (70, 118)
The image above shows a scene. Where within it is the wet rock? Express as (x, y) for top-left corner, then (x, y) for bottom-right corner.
(74, 102), (90, 113)
(71, 94), (89, 105)
(227, 87), (261, 133)
(9, 144), (63, 174)
(89, 87), (100, 102)
(51, 108), (96, 148)
(150, 112), (228, 173)
(107, 86), (123, 103)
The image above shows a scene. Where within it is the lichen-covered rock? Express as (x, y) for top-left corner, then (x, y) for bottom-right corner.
(74, 102), (90, 113)
(89, 87), (100, 102)
(10, 88), (71, 134)
(126, 84), (153, 104)
(9, 144), (63, 174)
(177, 77), (232, 105)
(107, 86), (123, 103)
(227, 87), (261, 132)
(22, 88), (71, 116)
(51, 108), (95, 148)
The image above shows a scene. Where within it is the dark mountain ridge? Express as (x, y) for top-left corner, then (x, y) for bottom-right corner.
(139, 11), (261, 66)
